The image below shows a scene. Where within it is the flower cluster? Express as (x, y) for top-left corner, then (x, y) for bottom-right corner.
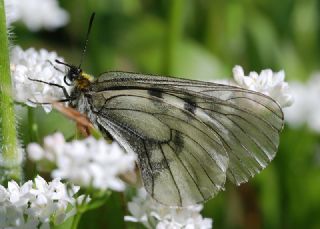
(27, 133), (137, 191)
(0, 176), (80, 228)
(10, 46), (70, 112)
(284, 73), (320, 132)
(5, 0), (69, 31)
(232, 65), (293, 108)
(125, 188), (212, 229)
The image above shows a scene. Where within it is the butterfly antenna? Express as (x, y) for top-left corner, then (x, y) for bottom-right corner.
(79, 12), (96, 68)
(55, 59), (73, 68)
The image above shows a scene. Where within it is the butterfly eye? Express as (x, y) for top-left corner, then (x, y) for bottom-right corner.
(66, 68), (82, 81)
(64, 75), (72, 86)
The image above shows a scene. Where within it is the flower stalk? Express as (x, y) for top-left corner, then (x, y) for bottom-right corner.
(0, 0), (21, 183)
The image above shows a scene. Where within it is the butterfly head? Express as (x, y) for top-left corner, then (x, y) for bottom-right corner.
(54, 12), (96, 90)
(56, 59), (94, 90)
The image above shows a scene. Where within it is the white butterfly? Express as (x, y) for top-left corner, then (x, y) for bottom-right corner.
(31, 13), (284, 207)
(38, 65), (281, 207)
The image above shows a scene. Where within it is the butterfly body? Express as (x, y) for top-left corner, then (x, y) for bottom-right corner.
(68, 70), (284, 207)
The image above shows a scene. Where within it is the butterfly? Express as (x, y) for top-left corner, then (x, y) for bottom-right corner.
(32, 13), (284, 207)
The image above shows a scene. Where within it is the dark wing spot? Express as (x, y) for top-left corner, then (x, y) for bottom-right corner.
(151, 158), (170, 178)
(172, 131), (184, 153)
(183, 98), (197, 114)
(148, 89), (163, 98)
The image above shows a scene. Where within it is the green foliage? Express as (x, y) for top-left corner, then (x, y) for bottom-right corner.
(13, 0), (320, 228)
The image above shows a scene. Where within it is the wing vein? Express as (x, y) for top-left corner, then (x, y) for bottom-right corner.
(159, 144), (182, 206)
(226, 96), (283, 119)
(176, 131), (221, 188)
(166, 140), (205, 200)
(165, 92), (281, 132)
(103, 104), (223, 147)
(201, 107), (277, 151)
(143, 141), (155, 198)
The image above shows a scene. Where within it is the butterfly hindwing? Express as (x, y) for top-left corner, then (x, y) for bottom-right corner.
(84, 71), (283, 206)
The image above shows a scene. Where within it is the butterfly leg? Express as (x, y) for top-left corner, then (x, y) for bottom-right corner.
(28, 77), (70, 99)
(27, 98), (73, 105)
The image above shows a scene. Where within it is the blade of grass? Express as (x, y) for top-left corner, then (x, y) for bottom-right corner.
(0, 0), (22, 184)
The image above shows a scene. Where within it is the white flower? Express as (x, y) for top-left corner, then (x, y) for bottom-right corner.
(10, 46), (70, 112)
(125, 189), (152, 227)
(5, 0), (69, 31)
(4, 0), (19, 26)
(232, 65), (293, 108)
(27, 132), (65, 162)
(0, 175), (81, 228)
(0, 185), (10, 202)
(7, 180), (33, 208)
(27, 133), (137, 191)
(284, 73), (320, 132)
(52, 137), (136, 191)
(27, 176), (79, 224)
(125, 188), (212, 229)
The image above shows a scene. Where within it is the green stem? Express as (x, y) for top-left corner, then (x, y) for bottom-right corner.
(71, 213), (83, 229)
(28, 107), (38, 142)
(164, 0), (184, 75)
(0, 0), (21, 183)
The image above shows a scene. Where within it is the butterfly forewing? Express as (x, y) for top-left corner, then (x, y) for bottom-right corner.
(81, 71), (283, 206)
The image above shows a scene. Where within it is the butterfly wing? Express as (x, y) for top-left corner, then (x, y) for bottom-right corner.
(86, 71), (283, 206)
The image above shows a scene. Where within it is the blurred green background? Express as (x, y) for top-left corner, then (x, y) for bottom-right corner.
(14, 0), (320, 228)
